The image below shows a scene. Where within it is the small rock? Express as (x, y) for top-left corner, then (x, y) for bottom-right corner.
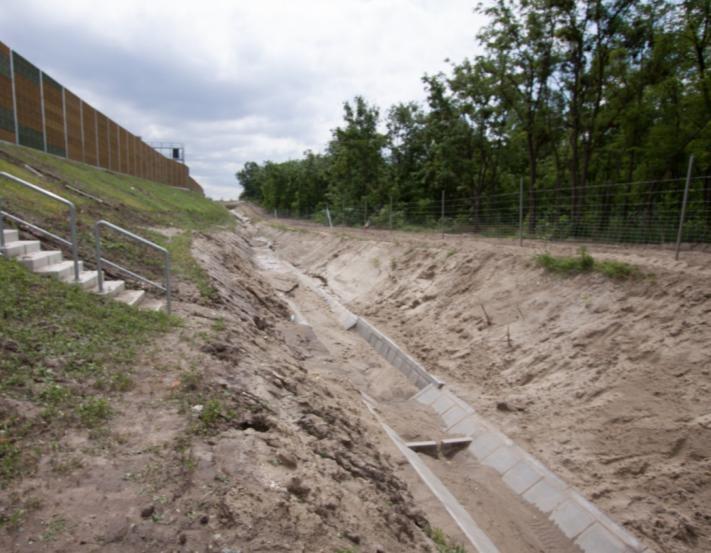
(277, 452), (298, 469)
(286, 477), (310, 498)
(192, 404), (204, 414)
(178, 533), (187, 545)
(140, 506), (155, 519)
(200, 514), (209, 525)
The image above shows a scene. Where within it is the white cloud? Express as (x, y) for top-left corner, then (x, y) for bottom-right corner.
(0, 0), (487, 199)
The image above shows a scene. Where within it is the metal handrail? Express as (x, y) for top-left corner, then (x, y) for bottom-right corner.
(94, 220), (171, 313)
(0, 171), (80, 281)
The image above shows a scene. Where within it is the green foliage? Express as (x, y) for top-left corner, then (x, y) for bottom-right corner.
(426, 526), (467, 553)
(535, 247), (638, 279)
(236, 0), (710, 242)
(0, 141), (231, 290)
(0, 256), (176, 484)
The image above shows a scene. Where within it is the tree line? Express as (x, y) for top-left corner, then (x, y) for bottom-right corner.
(237, 0), (710, 240)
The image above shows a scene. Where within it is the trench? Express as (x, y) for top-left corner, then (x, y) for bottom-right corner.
(245, 218), (648, 553)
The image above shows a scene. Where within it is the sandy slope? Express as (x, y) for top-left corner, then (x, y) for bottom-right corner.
(0, 226), (444, 552)
(256, 214), (711, 553)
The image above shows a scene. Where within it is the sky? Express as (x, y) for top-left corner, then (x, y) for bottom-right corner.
(0, 1), (487, 199)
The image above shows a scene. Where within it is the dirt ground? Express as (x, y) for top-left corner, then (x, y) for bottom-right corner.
(0, 225), (453, 552)
(250, 206), (711, 553)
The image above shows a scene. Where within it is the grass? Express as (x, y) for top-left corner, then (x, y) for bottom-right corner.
(0, 256), (177, 486)
(534, 247), (638, 279)
(0, 141), (232, 293)
(427, 526), (466, 553)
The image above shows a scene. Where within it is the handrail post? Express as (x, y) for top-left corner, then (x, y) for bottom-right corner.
(0, 196), (5, 252)
(70, 204), (79, 281)
(164, 250), (171, 314)
(94, 222), (104, 293)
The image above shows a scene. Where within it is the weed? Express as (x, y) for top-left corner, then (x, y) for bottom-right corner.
(446, 248), (458, 258)
(534, 247), (637, 280)
(41, 516), (66, 542)
(0, 442), (23, 483)
(596, 259), (639, 279)
(371, 257), (381, 269)
(39, 384), (71, 406)
(77, 397), (111, 427)
(199, 399), (225, 428)
(180, 369), (202, 393)
(426, 526), (466, 553)
(212, 317), (226, 332)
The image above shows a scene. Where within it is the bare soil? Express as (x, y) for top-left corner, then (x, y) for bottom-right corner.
(0, 226), (444, 552)
(253, 207), (711, 553)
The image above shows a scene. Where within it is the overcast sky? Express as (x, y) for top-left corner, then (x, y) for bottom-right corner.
(0, 1), (486, 199)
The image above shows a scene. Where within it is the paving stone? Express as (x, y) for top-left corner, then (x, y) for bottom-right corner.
(482, 445), (522, 474)
(469, 432), (505, 461)
(550, 497), (596, 539)
(502, 460), (543, 495)
(442, 405), (469, 428)
(447, 415), (487, 437)
(523, 477), (568, 513)
(431, 392), (456, 414)
(413, 384), (440, 405)
(575, 523), (628, 553)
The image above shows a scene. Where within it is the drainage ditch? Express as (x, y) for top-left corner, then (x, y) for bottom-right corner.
(247, 225), (651, 553)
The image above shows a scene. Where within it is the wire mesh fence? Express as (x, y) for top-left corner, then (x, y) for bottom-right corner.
(268, 170), (711, 256)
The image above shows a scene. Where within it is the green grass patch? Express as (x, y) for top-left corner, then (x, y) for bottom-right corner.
(0, 142), (232, 294)
(426, 526), (466, 553)
(534, 247), (638, 279)
(164, 231), (219, 301)
(0, 256), (177, 485)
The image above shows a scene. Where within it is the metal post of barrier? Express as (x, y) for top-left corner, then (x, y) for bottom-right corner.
(389, 196), (393, 229)
(95, 220), (172, 313)
(441, 189), (445, 238)
(519, 177), (524, 246)
(164, 250), (172, 314)
(95, 222), (105, 293)
(675, 155), (694, 260)
(0, 197), (5, 252)
(326, 206), (333, 229)
(69, 205), (79, 281)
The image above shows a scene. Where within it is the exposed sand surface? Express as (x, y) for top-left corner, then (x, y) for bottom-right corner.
(252, 208), (711, 553)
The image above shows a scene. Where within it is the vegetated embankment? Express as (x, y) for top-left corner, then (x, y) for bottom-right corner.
(257, 216), (711, 553)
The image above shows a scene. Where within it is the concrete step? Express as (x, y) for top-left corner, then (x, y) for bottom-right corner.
(114, 289), (145, 307)
(4, 240), (41, 258)
(95, 280), (125, 298)
(36, 260), (84, 281)
(2, 229), (19, 243)
(139, 298), (166, 312)
(76, 270), (100, 290)
(18, 249), (63, 270)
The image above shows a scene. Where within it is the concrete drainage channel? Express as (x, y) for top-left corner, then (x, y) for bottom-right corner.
(249, 230), (652, 553)
(354, 315), (652, 553)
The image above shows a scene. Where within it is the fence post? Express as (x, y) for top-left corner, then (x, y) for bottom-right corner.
(441, 189), (445, 238)
(389, 195), (393, 229)
(364, 198), (368, 226)
(326, 205), (333, 229)
(519, 176), (524, 246)
(675, 155), (694, 260)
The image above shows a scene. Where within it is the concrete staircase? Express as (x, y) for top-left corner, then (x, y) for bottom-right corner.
(2, 227), (164, 311)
